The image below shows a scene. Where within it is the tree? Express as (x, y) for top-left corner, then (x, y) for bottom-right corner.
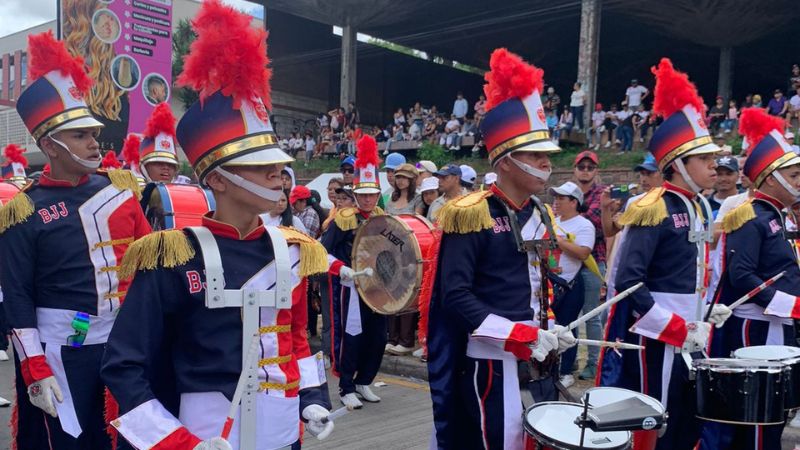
(172, 18), (198, 111)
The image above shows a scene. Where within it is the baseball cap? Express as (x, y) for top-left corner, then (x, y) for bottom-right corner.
(483, 172), (497, 185)
(549, 181), (584, 206)
(434, 164), (462, 178)
(460, 165), (477, 185)
(339, 156), (355, 168)
(419, 177), (439, 193)
(334, 185), (355, 199)
(634, 153), (658, 172)
(574, 150), (599, 166)
(416, 160), (438, 174)
(384, 152), (406, 170)
(289, 185), (311, 204)
(715, 155), (739, 173)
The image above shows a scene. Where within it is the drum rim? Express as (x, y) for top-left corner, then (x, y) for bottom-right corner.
(693, 357), (788, 371)
(351, 214), (428, 314)
(583, 386), (665, 413)
(523, 401), (631, 449)
(695, 415), (787, 426)
(733, 345), (800, 364)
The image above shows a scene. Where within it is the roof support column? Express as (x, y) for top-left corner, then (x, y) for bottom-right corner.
(340, 23), (357, 107)
(577, 0), (601, 135)
(717, 46), (734, 103)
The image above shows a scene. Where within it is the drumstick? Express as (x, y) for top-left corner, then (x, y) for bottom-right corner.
(221, 333), (261, 441)
(577, 339), (644, 351)
(567, 282), (643, 332)
(352, 268), (374, 277)
(320, 405), (352, 424)
(727, 271), (786, 311)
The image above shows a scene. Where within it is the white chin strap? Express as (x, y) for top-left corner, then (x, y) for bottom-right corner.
(214, 167), (283, 201)
(772, 171), (800, 199)
(673, 158), (702, 193)
(507, 155), (552, 182)
(47, 132), (101, 170)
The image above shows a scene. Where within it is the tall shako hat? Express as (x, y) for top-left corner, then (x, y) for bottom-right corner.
(648, 58), (719, 171)
(15, 31), (103, 141)
(739, 107), (800, 187)
(2, 144), (28, 181)
(121, 134), (144, 182)
(480, 48), (560, 166)
(175, 0), (291, 182)
(353, 135), (381, 194)
(140, 103), (179, 181)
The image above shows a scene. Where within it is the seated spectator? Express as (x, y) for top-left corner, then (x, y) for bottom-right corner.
(591, 103), (606, 150)
(789, 89), (800, 129)
(394, 108), (406, 127)
(290, 185), (321, 238)
(418, 177), (440, 218)
(707, 96), (726, 137)
(556, 106), (573, 141)
(721, 100), (739, 134)
(434, 116), (446, 144)
(443, 114), (461, 149)
(422, 120), (437, 142)
(768, 89), (789, 117)
(634, 105), (650, 143)
(317, 112), (329, 129)
(546, 109), (559, 143)
(384, 123), (406, 155)
(474, 94), (486, 121)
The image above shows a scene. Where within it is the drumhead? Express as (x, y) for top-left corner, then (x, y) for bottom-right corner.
(584, 387), (664, 413)
(693, 358), (786, 373)
(525, 402), (630, 449)
(352, 215), (425, 314)
(734, 345), (800, 363)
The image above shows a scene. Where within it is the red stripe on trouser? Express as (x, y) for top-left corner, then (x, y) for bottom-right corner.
(640, 335), (648, 396)
(327, 274), (339, 377)
(479, 361), (493, 450)
(744, 320), (751, 347)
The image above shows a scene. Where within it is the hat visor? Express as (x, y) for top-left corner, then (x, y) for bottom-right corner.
(634, 164), (658, 172)
(510, 140), (562, 153)
(143, 155), (179, 166)
(353, 187), (381, 194)
(395, 170), (416, 179)
(219, 147), (295, 166)
(684, 142), (721, 157)
(777, 155), (800, 171)
(51, 117), (105, 134)
(549, 186), (573, 197)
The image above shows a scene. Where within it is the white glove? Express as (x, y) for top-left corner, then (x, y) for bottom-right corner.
(339, 266), (355, 282)
(302, 404), (334, 441)
(682, 321), (712, 353)
(705, 304), (732, 328)
(529, 329), (558, 362)
(193, 437), (233, 450)
(28, 376), (63, 418)
(551, 325), (578, 354)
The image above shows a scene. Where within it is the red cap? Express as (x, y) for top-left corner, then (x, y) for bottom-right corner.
(574, 150), (599, 166)
(289, 185), (311, 204)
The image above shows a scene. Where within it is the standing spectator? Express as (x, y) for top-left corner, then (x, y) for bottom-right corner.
(789, 64), (800, 94)
(615, 104), (633, 152)
(304, 131), (315, 164)
(261, 190), (306, 230)
(281, 167), (295, 190)
(572, 150), (606, 380)
(322, 178), (344, 232)
(452, 91), (468, 122)
(290, 185), (321, 238)
(543, 85), (561, 113)
(444, 114), (462, 150)
(548, 181), (595, 388)
(415, 160), (438, 188)
(383, 152), (406, 205)
(418, 177), (439, 218)
(591, 103), (606, 150)
(459, 164), (477, 191)
(339, 156), (356, 186)
(767, 89), (788, 117)
(743, 94), (754, 108)
(706, 155), (740, 216)
(633, 105), (650, 143)
(602, 104), (620, 148)
(721, 100), (739, 134)
(335, 184), (356, 209)
(474, 94), (486, 121)
(569, 82), (586, 132)
(752, 94), (763, 108)
(329, 107), (344, 132)
(707, 96), (726, 137)
(624, 78), (649, 111)
(428, 164), (464, 220)
(346, 102), (360, 127)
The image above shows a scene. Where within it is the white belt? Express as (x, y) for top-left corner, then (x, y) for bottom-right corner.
(36, 307), (115, 346)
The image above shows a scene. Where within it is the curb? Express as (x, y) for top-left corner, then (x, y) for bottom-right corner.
(380, 354), (428, 381)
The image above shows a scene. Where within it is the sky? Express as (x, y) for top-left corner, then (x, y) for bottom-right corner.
(0, 0), (263, 38)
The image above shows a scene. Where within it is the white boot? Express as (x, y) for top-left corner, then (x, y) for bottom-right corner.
(0, 396), (9, 407)
(790, 411), (800, 428)
(355, 384), (381, 402)
(0, 350), (8, 361)
(340, 393), (363, 409)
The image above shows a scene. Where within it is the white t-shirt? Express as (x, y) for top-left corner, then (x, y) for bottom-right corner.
(445, 119), (461, 133)
(790, 95), (800, 111)
(305, 137), (315, 152)
(259, 213), (307, 233)
(554, 214), (595, 282)
(291, 138), (303, 150)
(592, 111), (605, 127)
(714, 192), (750, 224)
(570, 89), (586, 107)
(626, 85), (649, 107)
(615, 110), (632, 122)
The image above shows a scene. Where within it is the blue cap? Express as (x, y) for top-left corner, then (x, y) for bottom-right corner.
(384, 153), (406, 170)
(434, 164), (462, 178)
(340, 156), (355, 168)
(634, 153), (658, 172)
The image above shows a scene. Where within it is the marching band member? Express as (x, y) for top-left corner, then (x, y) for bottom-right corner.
(0, 31), (149, 449)
(597, 58), (729, 450)
(426, 49), (575, 450)
(138, 102), (180, 184)
(703, 107), (800, 450)
(101, 2), (332, 449)
(321, 135), (387, 410)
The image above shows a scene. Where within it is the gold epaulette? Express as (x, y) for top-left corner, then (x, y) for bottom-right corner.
(722, 199), (756, 233)
(278, 226), (328, 277)
(0, 191), (34, 233)
(436, 190), (494, 234)
(118, 230), (195, 280)
(98, 169), (142, 199)
(618, 187), (668, 227)
(332, 206), (385, 232)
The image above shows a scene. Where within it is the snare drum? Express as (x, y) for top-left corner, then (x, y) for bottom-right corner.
(583, 387), (664, 450)
(694, 358), (788, 425)
(142, 183), (216, 230)
(352, 214), (441, 315)
(523, 402), (631, 450)
(734, 345), (800, 410)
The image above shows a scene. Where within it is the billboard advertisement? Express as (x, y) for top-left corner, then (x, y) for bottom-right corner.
(59, 0), (173, 152)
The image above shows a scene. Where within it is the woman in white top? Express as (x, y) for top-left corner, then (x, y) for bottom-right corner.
(548, 181), (595, 388)
(260, 189), (307, 232)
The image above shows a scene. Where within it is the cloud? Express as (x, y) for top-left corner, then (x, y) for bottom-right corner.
(0, 0), (55, 38)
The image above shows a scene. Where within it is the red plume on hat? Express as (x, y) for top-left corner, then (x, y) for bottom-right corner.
(650, 58), (705, 118)
(355, 135), (380, 169)
(27, 30), (93, 96)
(739, 107), (785, 148)
(101, 151), (122, 169)
(3, 144), (28, 168)
(143, 103), (176, 138)
(483, 48), (544, 112)
(121, 134), (141, 167)
(176, 0), (271, 109)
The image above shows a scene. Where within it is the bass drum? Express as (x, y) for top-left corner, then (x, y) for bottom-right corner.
(142, 183), (216, 230)
(0, 181), (21, 205)
(352, 214), (442, 315)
